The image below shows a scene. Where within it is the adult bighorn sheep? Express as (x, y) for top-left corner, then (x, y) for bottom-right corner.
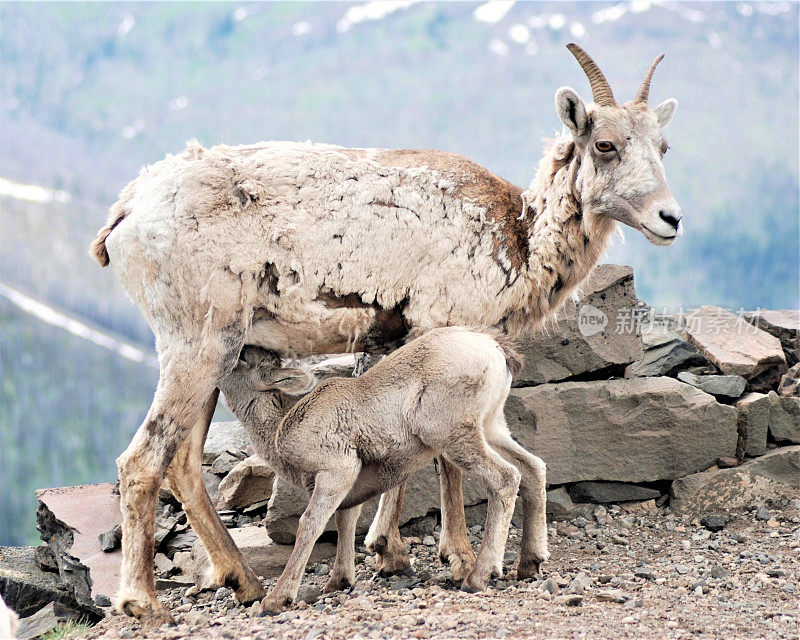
(219, 328), (544, 613)
(91, 44), (680, 625)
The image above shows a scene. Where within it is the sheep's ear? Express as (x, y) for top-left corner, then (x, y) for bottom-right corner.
(555, 87), (589, 138)
(653, 98), (677, 128)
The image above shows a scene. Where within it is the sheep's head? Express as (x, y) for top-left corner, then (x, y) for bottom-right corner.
(228, 346), (317, 396)
(556, 43), (682, 246)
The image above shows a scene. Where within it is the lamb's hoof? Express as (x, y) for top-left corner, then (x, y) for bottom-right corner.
(119, 597), (176, 628)
(323, 574), (354, 593)
(259, 595), (292, 617)
(517, 553), (548, 580)
(229, 573), (266, 606)
(440, 548), (476, 583)
(374, 551), (413, 577)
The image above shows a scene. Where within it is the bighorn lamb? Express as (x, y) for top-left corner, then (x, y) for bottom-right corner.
(91, 44), (681, 625)
(219, 328), (545, 613)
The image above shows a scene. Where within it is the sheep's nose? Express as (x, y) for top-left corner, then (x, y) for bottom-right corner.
(659, 208), (682, 230)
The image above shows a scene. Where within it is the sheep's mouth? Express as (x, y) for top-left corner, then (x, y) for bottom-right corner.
(641, 224), (679, 246)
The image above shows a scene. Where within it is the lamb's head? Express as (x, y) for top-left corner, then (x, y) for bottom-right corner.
(555, 43), (682, 246)
(226, 346), (317, 397)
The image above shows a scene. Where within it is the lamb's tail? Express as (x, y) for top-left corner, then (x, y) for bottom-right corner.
(90, 181), (136, 267)
(491, 332), (524, 379)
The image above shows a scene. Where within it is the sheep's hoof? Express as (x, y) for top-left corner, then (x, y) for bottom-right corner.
(323, 574), (354, 593)
(517, 551), (548, 580)
(224, 570), (266, 606)
(440, 549), (476, 583)
(259, 595), (292, 617)
(119, 597), (176, 628)
(374, 549), (413, 577)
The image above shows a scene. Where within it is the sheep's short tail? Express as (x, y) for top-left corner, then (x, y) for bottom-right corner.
(493, 333), (524, 378)
(90, 180), (138, 267)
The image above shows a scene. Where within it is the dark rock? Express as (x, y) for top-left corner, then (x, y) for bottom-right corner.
(671, 446), (800, 513)
(98, 524), (122, 553)
(626, 325), (710, 378)
(94, 594), (112, 607)
(755, 505), (772, 521)
(677, 371), (747, 399)
(546, 487), (575, 520)
(297, 585), (321, 605)
(401, 514), (437, 538)
(33, 546), (58, 573)
(15, 602), (69, 640)
(568, 482), (660, 504)
(554, 594), (583, 606)
(778, 363), (800, 397)
(514, 265), (643, 385)
(0, 546), (93, 619)
(718, 457), (739, 469)
(699, 514), (726, 532)
(505, 377), (738, 484)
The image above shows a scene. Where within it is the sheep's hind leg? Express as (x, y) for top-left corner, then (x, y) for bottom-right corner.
(261, 466), (359, 615)
(116, 336), (242, 628)
(442, 436), (520, 592)
(324, 504), (362, 593)
(364, 485), (413, 576)
(437, 456), (476, 582)
(486, 426), (549, 578)
(165, 388), (264, 604)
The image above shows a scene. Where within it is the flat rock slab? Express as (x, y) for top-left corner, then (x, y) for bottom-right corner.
(684, 306), (786, 380)
(626, 326), (710, 378)
(677, 371), (747, 398)
(505, 377), (738, 485)
(745, 309), (800, 365)
(568, 482), (661, 504)
(36, 483), (121, 606)
(514, 264), (643, 385)
(188, 526), (335, 590)
(671, 446), (800, 513)
(0, 546), (82, 619)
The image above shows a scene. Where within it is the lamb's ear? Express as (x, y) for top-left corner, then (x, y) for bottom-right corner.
(555, 87), (589, 138)
(653, 98), (677, 128)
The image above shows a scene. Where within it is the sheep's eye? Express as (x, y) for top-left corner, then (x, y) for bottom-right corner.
(595, 141), (615, 153)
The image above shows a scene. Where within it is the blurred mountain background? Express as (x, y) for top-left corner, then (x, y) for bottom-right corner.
(1, 0), (798, 545)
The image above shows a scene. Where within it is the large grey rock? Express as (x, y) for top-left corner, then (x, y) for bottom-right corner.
(505, 377), (738, 484)
(745, 309), (800, 366)
(626, 326), (710, 378)
(216, 456), (274, 510)
(735, 392), (770, 457)
(188, 526), (335, 589)
(514, 265), (643, 385)
(767, 392), (800, 443)
(778, 362), (800, 397)
(684, 306), (786, 383)
(203, 421), (251, 464)
(671, 446), (800, 513)
(677, 371), (747, 399)
(568, 482), (661, 504)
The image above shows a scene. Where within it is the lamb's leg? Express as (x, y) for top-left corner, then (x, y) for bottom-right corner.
(116, 336), (242, 627)
(261, 466), (359, 615)
(487, 427), (549, 578)
(324, 504), (362, 593)
(442, 435), (520, 592)
(364, 485), (412, 576)
(165, 388), (264, 604)
(437, 456), (476, 582)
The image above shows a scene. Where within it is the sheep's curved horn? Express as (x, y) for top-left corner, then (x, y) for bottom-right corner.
(566, 43), (617, 107)
(634, 53), (665, 105)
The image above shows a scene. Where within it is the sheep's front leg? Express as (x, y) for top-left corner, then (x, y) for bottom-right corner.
(325, 504), (362, 593)
(364, 485), (413, 576)
(437, 456), (476, 582)
(165, 389), (264, 604)
(261, 466), (359, 615)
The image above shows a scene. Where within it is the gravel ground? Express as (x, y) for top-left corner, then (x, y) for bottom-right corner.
(82, 500), (799, 640)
